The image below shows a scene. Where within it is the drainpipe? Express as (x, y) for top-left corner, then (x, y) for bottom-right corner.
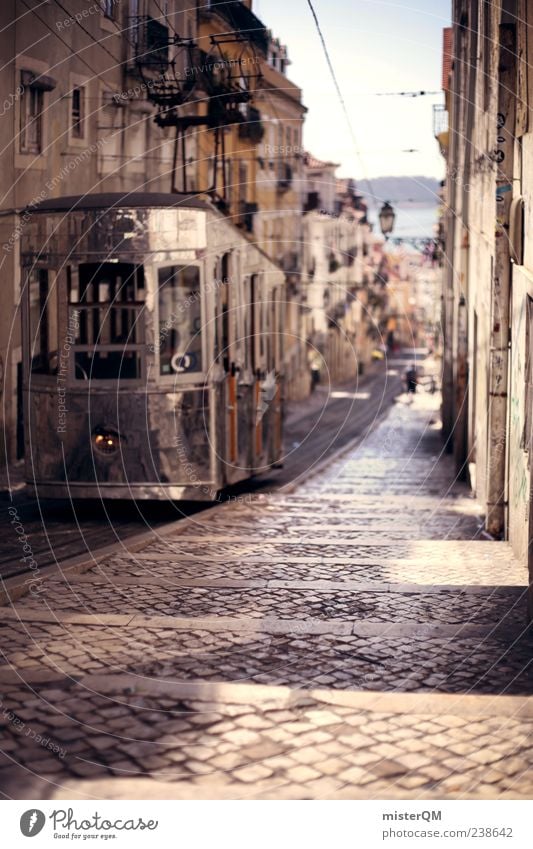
(453, 14), (478, 480)
(441, 208), (455, 450)
(441, 12), (461, 451)
(454, 3), (478, 480)
(486, 23), (515, 537)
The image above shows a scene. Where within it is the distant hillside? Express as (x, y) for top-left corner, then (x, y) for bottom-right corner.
(356, 176), (440, 205)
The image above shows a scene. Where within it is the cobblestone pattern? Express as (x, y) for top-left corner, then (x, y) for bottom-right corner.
(174, 510), (484, 539)
(1, 394), (531, 799)
(126, 540), (519, 565)
(2, 621), (532, 695)
(87, 547), (525, 587)
(1, 681), (533, 799)
(16, 579), (527, 628)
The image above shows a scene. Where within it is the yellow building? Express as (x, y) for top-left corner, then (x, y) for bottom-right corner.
(194, 4), (308, 398)
(255, 36), (307, 399)
(194, 2), (267, 218)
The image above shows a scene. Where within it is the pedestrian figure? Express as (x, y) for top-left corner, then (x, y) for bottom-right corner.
(405, 364), (418, 394)
(310, 359), (321, 392)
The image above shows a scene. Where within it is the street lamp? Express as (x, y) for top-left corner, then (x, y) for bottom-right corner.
(379, 201), (396, 238)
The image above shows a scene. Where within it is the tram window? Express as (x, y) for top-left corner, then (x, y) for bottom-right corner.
(220, 253), (231, 373)
(158, 265), (202, 375)
(73, 262), (144, 306)
(271, 296), (278, 371)
(29, 269), (59, 375)
(72, 262), (144, 381)
(220, 276), (230, 373)
(263, 298), (272, 371)
(73, 350), (141, 381)
(243, 277), (252, 371)
(251, 274), (267, 374)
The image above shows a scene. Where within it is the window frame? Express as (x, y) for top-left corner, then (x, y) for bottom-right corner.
(102, 0), (118, 21)
(68, 74), (90, 147)
(19, 75), (43, 154)
(67, 262), (147, 387)
(24, 266), (60, 382)
(154, 260), (207, 383)
(71, 86), (85, 140)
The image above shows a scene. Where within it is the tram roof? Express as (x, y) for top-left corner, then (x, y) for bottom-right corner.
(26, 193), (213, 214)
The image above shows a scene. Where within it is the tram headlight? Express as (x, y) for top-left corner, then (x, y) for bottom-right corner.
(92, 427), (121, 456)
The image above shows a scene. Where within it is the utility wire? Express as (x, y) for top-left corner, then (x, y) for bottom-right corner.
(375, 90), (441, 97)
(52, 0), (121, 66)
(305, 0), (380, 213)
(152, 0), (177, 34)
(20, 0), (115, 92)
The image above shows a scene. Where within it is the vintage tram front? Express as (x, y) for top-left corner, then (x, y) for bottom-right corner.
(21, 193), (285, 500)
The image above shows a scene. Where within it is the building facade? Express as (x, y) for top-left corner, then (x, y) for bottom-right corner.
(0, 0), (201, 468)
(439, 0), (533, 598)
(0, 0), (310, 466)
(302, 157), (385, 382)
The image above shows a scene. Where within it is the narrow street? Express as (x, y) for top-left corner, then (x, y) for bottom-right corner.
(2, 0), (533, 831)
(1, 388), (531, 800)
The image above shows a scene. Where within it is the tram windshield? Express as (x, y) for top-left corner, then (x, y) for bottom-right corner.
(69, 262), (145, 381)
(158, 265), (202, 375)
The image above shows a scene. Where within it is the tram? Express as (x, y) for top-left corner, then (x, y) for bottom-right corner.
(20, 193), (285, 500)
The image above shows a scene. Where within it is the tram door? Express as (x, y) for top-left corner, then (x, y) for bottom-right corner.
(218, 253), (251, 484)
(272, 288), (283, 464)
(250, 273), (270, 470)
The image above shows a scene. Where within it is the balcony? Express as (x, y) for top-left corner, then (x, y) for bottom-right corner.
(129, 16), (169, 71)
(199, 2), (269, 55)
(304, 191), (320, 212)
(328, 252), (341, 274)
(346, 245), (358, 267)
(279, 251), (300, 273)
(433, 104), (449, 136)
(237, 201), (258, 233)
(277, 162), (292, 192)
(238, 107), (265, 142)
(433, 104), (449, 155)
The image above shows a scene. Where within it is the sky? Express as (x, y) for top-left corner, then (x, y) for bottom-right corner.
(254, 0), (451, 182)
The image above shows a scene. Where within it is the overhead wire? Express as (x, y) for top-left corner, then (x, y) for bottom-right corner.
(305, 0), (381, 215)
(20, 0), (116, 93)
(52, 0), (123, 66)
(151, 0), (177, 34)
(375, 90), (441, 97)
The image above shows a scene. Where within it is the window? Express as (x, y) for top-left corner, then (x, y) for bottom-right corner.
(20, 75), (43, 154)
(238, 161), (247, 209)
(70, 262), (145, 380)
(71, 86), (85, 139)
(250, 273), (266, 374)
(102, 0), (118, 20)
(158, 265), (202, 375)
(28, 268), (58, 374)
(277, 124), (284, 179)
(135, 16), (169, 69)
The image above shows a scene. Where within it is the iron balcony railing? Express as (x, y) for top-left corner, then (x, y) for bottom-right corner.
(433, 104), (449, 138)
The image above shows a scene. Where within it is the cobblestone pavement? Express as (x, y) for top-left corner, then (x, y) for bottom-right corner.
(1, 392), (532, 800)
